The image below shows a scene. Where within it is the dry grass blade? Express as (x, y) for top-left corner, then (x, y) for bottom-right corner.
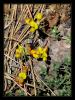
(4, 36), (20, 43)
(13, 6), (26, 34)
(25, 83), (46, 91)
(26, 5), (32, 18)
(4, 79), (7, 91)
(40, 4), (45, 13)
(14, 4), (33, 36)
(29, 57), (37, 96)
(4, 73), (31, 96)
(5, 5), (17, 73)
(4, 54), (20, 64)
(5, 83), (16, 94)
(4, 20), (13, 30)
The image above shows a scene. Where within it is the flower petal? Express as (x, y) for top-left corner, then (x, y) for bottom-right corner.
(30, 27), (36, 32)
(37, 47), (43, 54)
(43, 57), (47, 61)
(19, 72), (27, 79)
(25, 18), (31, 24)
(35, 13), (43, 20)
(33, 54), (39, 58)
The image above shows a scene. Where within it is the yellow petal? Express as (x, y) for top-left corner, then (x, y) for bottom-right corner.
(42, 52), (47, 58)
(36, 50), (40, 55)
(15, 54), (21, 58)
(43, 57), (47, 61)
(16, 48), (20, 53)
(15, 49), (21, 58)
(25, 18), (31, 24)
(18, 45), (24, 53)
(35, 13), (43, 20)
(33, 54), (39, 58)
(19, 72), (27, 79)
(29, 19), (36, 27)
(34, 23), (38, 30)
(29, 20), (38, 29)
(30, 27), (36, 32)
(37, 47), (43, 54)
(30, 50), (36, 55)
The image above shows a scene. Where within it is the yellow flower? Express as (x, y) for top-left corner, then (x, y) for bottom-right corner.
(42, 52), (47, 58)
(34, 13), (43, 20)
(29, 19), (38, 29)
(29, 19), (36, 26)
(15, 54), (21, 58)
(30, 27), (36, 32)
(37, 47), (43, 54)
(43, 57), (47, 61)
(29, 46), (48, 61)
(25, 13), (43, 33)
(15, 45), (25, 58)
(35, 50), (40, 55)
(18, 45), (25, 53)
(34, 23), (38, 30)
(15, 49), (21, 58)
(37, 47), (48, 61)
(30, 49), (39, 58)
(25, 18), (31, 24)
(30, 50), (36, 55)
(25, 18), (39, 32)
(42, 49), (48, 61)
(19, 72), (27, 79)
(33, 53), (39, 58)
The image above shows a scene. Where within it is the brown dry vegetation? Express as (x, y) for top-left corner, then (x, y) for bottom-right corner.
(4, 4), (71, 96)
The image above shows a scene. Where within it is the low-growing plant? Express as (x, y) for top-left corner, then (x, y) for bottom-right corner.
(63, 34), (71, 44)
(40, 56), (71, 96)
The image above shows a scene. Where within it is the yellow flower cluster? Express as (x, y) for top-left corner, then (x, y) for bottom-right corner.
(15, 45), (25, 58)
(30, 46), (48, 61)
(19, 72), (27, 80)
(15, 72), (27, 87)
(34, 12), (43, 20)
(25, 13), (43, 32)
(15, 65), (29, 86)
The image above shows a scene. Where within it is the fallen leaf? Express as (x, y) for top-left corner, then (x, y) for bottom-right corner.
(48, 13), (59, 27)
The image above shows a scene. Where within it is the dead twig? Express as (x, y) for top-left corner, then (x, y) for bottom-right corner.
(4, 54), (20, 65)
(25, 83), (46, 92)
(29, 57), (37, 96)
(4, 73), (31, 96)
(5, 83), (16, 94)
(4, 20), (13, 29)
